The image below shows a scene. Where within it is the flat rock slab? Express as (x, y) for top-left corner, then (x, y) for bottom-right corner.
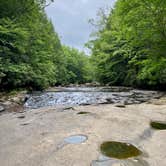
(0, 98), (166, 166)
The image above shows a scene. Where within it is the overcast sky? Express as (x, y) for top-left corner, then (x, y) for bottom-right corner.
(45, 0), (116, 53)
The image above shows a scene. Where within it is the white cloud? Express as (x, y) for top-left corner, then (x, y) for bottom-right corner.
(81, 0), (88, 4)
(45, 0), (116, 52)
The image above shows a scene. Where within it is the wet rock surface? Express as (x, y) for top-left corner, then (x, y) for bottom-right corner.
(25, 87), (164, 109)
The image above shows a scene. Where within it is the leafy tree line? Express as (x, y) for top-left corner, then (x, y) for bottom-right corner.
(0, 0), (92, 91)
(90, 0), (166, 90)
(61, 46), (93, 84)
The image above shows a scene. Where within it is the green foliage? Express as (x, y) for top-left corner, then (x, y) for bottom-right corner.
(0, 0), (60, 90)
(137, 57), (166, 87)
(90, 0), (166, 89)
(62, 46), (93, 85)
(2, 0), (165, 90)
(0, 0), (93, 90)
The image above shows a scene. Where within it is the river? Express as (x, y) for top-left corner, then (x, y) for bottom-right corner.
(25, 86), (164, 109)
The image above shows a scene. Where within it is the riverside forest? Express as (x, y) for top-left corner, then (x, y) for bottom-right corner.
(0, 1), (166, 166)
(0, 0), (166, 91)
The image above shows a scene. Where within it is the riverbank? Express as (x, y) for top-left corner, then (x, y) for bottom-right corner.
(0, 91), (27, 114)
(0, 96), (166, 166)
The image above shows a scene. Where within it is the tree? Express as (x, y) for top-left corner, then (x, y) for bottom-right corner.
(90, 0), (166, 89)
(0, 0), (63, 90)
(62, 46), (93, 84)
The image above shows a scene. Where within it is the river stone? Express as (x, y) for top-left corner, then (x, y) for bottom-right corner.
(0, 106), (5, 112)
(23, 95), (30, 103)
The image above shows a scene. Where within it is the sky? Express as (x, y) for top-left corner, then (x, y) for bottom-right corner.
(45, 0), (116, 53)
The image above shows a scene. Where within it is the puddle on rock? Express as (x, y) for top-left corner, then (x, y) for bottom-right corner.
(20, 123), (29, 126)
(64, 135), (87, 144)
(150, 121), (166, 130)
(77, 111), (90, 115)
(64, 107), (75, 110)
(100, 141), (142, 159)
(17, 115), (25, 119)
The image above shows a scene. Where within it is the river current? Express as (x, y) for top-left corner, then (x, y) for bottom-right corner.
(25, 87), (163, 109)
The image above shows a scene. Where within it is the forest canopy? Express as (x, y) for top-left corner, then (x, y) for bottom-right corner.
(0, 0), (165, 91)
(0, 0), (92, 90)
(90, 0), (166, 90)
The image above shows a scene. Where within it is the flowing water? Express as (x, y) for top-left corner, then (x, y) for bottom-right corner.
(25, 86), (163, 109)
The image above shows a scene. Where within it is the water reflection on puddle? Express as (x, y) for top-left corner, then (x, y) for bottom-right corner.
(100, 141), (142, 159)
(64, 135), (88, 144)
